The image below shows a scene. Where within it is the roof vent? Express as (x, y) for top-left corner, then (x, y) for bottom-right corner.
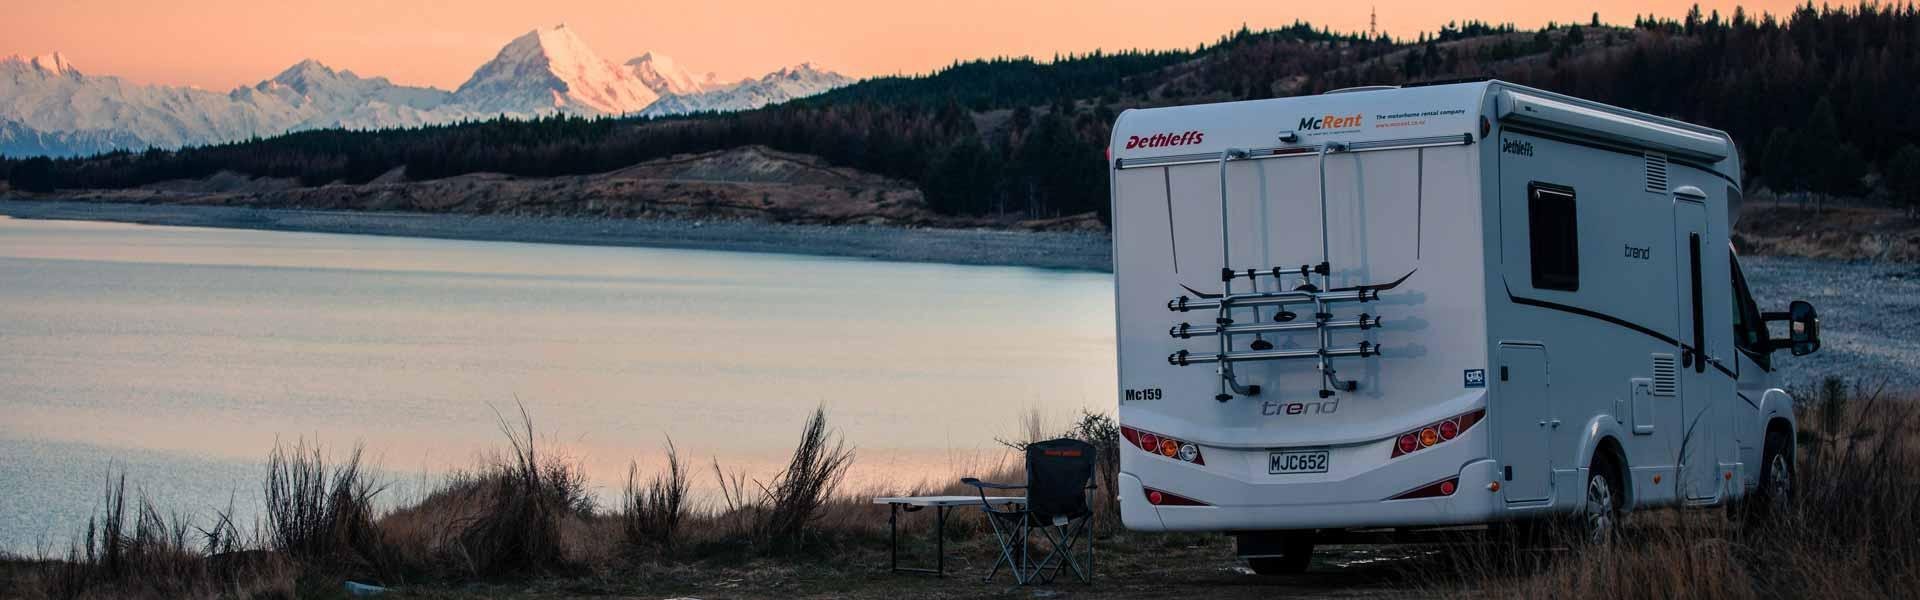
(1645, 152), (1670, 194)
(1651, 354), (1678, 396)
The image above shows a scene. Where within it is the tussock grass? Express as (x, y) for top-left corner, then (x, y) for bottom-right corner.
(446, 403), (594, 576)
(1427, 379), (1920, 599)
(24, 390), (1914, 598)
(16, 471), (296, 600)
(757, 407), (856, 549)
(262, 440), (388, 574)
(622, 438), (689, 554)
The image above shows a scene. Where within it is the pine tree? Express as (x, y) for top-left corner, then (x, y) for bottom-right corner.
(1888, 145), (1920, 217)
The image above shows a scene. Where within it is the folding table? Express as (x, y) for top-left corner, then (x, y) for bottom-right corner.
(872, 495), (1025, 576)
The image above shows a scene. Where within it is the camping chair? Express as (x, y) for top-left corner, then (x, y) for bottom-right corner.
(962, 438), (1097, 585)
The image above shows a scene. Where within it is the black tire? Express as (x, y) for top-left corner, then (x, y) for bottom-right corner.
(1245, 538), (1314, 575)
(1580, 455), (1624, 545)
(1749, 429), (1794, 524)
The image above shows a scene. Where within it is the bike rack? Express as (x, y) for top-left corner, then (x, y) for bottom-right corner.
(1165, 143), (1391, 402)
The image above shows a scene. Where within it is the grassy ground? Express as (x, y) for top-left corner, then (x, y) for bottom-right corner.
(4, 381), (1915, 599)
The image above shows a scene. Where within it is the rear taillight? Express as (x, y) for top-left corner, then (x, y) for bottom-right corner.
(1121, 426), (1205, 465)
(1144, 487), (1209, 506)
(1388, 477), (1460, 500)
(1389, 409), (1485, 458)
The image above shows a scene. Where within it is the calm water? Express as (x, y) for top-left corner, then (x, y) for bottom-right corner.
(0, 217), (1115, 553)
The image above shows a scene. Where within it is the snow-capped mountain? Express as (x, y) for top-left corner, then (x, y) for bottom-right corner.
(640, 62), (851, 116)
(0, 28), (852, 157)
(232, 59), (464, 131)
(0, 119), (147, 157)
(454, 25), (658, 116)
(626, 52), (719, 96)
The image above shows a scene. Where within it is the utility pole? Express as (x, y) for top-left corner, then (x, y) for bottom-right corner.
(1370, 6), (1378, 39)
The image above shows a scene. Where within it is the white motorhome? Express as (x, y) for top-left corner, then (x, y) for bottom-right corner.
(1108, 80), (1823, 572)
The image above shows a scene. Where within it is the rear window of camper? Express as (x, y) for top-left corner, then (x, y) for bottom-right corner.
(1528, 183), (1579, 291)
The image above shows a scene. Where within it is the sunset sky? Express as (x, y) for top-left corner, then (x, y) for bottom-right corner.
(5, 0), (1811, 90)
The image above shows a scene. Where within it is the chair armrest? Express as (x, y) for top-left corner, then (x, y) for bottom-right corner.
(960, 477), (1026, 490)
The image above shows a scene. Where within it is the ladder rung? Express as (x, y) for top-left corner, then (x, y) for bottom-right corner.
(1168, 288), (1378, 312)
(1221, 262), (1330, 282)
(1169, 342), (1380, 366)
(1170, 315), (1378, 339)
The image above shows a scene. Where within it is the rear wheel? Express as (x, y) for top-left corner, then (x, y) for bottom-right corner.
(1581, 456), (1623, 545)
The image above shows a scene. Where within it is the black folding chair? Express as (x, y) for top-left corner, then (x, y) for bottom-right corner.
(962, 438), (1097, 585)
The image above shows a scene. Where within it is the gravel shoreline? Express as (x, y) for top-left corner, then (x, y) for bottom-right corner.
(0, 199), (1115, 271)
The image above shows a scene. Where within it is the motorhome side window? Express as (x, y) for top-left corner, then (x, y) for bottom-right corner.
(1527, 183), (1579, 291)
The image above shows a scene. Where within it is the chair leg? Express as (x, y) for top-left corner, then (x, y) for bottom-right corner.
(1032, 518), (1092, 584)
(983, 514), (1015, 583)
(983, 513), (1034, 584)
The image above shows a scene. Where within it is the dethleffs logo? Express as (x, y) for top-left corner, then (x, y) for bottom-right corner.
(1298, 113), (1363, 131)
(1124, 130), (1205, 149)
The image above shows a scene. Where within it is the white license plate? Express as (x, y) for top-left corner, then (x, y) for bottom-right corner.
(1268, 449), (1330, 474)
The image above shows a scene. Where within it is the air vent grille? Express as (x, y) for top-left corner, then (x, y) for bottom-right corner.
(1645, 152), (1670, 193)
(1651, 354), (1678, 396)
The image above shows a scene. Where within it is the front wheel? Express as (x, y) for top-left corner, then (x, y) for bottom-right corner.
(1747, 429), (1794, 524)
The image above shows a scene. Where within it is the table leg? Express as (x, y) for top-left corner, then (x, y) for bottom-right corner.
(935, 505), (947, 577)
(889, 503), (898, 572)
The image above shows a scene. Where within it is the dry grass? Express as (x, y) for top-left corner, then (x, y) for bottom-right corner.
(1426, 380), (1920, 599)
(13, 388), (1914, 598)
(442, 404), (596, 577)
(7, 472), (299, 600)
(621, 438), (689, 554)
(261, 440), (388, 575)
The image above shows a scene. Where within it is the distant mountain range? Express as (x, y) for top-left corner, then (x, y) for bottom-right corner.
(0, 25), (852, 157)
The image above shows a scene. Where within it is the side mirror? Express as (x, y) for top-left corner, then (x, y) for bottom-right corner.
(1788, 300), (1820, 356)
(1766, 300), (1821, 356)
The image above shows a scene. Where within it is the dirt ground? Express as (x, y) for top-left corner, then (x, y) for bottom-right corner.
(400, 534), (1453, 599)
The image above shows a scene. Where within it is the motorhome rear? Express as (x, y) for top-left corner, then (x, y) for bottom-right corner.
(1107, 80), (1822, 572)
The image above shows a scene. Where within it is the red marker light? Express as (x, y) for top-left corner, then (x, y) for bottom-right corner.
(1439, 419), (1459, 441)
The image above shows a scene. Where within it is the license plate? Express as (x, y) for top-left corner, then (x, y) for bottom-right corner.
(1269, 449), (1330, 474)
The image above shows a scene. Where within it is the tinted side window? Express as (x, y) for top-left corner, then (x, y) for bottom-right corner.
(1528, 183), (1579, 291)
(1730, 254), (1771, 370)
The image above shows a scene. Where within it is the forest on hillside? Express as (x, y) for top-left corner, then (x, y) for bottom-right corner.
(7, 4), (1920, 222)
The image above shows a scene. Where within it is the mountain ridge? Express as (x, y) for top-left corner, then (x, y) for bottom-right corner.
(0, 26), (851, 157)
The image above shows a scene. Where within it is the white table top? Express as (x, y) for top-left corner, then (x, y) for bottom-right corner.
(872, 495), (1025, 507)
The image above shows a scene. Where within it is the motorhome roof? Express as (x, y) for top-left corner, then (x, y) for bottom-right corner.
(1110, 80), (1739, 185)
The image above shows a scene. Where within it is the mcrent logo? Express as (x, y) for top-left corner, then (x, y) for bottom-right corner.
(1125, 130), (1205, 150)
(1298, 113), (1363, 131)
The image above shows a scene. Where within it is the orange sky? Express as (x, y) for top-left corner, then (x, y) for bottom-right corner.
(3, 1), (1810, 90)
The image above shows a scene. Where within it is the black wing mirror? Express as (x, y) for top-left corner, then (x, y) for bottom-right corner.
(1765, 300), (1821, 356)
(1788, 300), (1820, 356)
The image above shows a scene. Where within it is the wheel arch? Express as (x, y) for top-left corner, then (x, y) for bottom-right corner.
(1577, 416), (1633, 509)
(1760, 387), (1798, 462)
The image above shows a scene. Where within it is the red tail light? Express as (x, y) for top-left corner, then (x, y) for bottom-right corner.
(1144, 487), (1209, 506)
(1388, 477), (1460, 500)
(1389, 409), (1486, 458)
(1121, 426), (1205, 465)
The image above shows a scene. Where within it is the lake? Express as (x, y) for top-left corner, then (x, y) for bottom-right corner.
(0, 216), (1115, 554)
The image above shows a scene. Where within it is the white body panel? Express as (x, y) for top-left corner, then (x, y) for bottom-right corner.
(1110, 81), (1797, 533)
